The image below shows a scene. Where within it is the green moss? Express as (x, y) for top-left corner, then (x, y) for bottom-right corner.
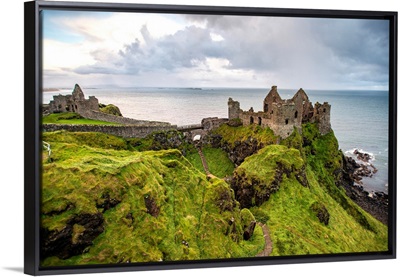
(280, 127), (303, 152)
(240, 208), (255, 228)
(258, 167), (387, 256)
(237, 145), (304, 183)
(300, 124), (376, 231)
(99, 104), (122, 116)
(214, 124), (277, 147)
(127, 130), (194, 154)
(249, 207), (270, 224)
(43, 130), (128, 150)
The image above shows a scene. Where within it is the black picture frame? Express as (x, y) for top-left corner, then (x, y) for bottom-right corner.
(24, 0), (397, 275)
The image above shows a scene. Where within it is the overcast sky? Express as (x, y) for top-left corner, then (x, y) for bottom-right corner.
(42, 10), (390, 90)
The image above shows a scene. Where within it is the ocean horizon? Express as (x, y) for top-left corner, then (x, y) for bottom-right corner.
(43, 86), (389, 193)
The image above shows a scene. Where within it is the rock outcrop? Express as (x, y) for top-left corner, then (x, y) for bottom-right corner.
(99, 103), (123, 116)
(41, 213), (104, 260)
(340, 154), (388, 224)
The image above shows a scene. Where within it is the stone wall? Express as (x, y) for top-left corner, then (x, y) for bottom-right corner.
(79, 110), (171, 127)
(201, 117), (229, 131)
(43, 124), (177, 138)
(75, 96), (99, 115)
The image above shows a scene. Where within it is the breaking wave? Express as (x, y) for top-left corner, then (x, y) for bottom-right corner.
(345, 148), (376, 162)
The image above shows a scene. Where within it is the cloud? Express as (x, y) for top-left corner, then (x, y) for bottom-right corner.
(74, 23), (228, 76)
(310, 18), (389, 87)
(42, 11), (390, 90)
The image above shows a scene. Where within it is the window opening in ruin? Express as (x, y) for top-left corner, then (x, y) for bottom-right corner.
(285, 119), (289, 125)
(258, 117), (262, 126)
(65, 105), (70, 112)
(264, 103), (268, 112)
(250, 116), (254, 124)
(323, 108), (326, 113)
(294, 111), (298, 119)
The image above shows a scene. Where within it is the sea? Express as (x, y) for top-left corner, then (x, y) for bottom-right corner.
(43, 87), (389, 193)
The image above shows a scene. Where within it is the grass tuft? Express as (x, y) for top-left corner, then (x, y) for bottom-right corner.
(43, 112), (120, 125)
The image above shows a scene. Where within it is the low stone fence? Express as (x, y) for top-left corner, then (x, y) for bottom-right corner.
(79, 110), (171, 126)
(43, 124), (177, 138)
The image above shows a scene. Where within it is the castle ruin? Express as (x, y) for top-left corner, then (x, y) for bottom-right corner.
(47, 84), (100, 117)
(45, 84), (173, 128)
(228, 86), (331, 138)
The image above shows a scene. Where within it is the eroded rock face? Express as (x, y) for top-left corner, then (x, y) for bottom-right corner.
(224, 138), (264, 167)
(310, 202), (330, 225)
(41, 213), (104, 260)
(339, 154), (388, 225)
(150, 130), (186, 150)
(230, 164), (283, 209)
(216, 189), (237, 212)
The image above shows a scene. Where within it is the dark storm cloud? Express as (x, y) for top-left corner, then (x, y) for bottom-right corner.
(310, 18), (389, 85)
(314, 19), (389, 66)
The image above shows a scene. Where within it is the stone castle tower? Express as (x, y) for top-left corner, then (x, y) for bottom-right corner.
(228, 86), (331, 138)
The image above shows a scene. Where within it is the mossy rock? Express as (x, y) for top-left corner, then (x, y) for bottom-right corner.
(99, 104), (122, 116)
(310, 202), (330, 225)
(231, 145), (305, 208)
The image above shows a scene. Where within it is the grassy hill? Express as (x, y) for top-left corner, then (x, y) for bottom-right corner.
(239, 145), (387, 255)
(40, 122), (388, 267)
(41, 131), (264, 267)
(214, 124), (387, 256)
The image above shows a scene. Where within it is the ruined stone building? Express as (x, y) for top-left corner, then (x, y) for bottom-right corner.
(47, 84), (100, 116)
(45, 84), (173, 127)
(228, 86), (331, 138)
